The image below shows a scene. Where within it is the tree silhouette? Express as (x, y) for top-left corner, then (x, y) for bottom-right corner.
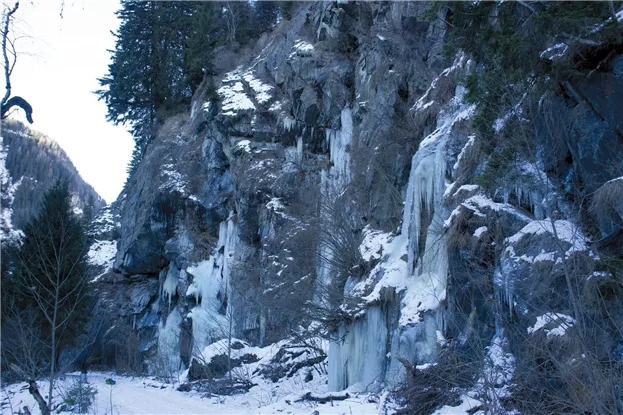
(1, 1), (33, 123)
(4, 181), (92, 414)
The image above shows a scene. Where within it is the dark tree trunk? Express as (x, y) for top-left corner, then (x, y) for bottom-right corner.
(27, 379), (50, 415)
(1, 96), (33, 123)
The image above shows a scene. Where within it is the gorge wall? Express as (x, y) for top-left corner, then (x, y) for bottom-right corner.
(91, 2), (623, 411)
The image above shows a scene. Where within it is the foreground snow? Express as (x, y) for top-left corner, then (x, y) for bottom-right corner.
(1, 372), (386, 415)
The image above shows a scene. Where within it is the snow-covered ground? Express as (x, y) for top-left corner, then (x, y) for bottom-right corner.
(1, 371), (386, 415)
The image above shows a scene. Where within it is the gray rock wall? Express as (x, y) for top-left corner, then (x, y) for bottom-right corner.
(93, 2), (623, 402)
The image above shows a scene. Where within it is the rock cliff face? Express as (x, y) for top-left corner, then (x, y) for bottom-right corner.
(94, 1), (623, 406)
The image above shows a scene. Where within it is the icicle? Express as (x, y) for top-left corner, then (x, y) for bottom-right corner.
(506, 272), (514, 317)
(297, 136), (303, 162)
(531, 190), (545, 220)
(314, 108), (354, 304)
(392, 82), (476, 384)
(401, 140), (447, 277)
(326, 107), (354, 190)
(283, 115), (296, 131)
(162, 266), (179, 307)
(216, 221), (228, 250)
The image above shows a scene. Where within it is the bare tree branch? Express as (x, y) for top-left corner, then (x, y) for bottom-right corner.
(1, 1), (33, 123)
(1, 1), (19, 105)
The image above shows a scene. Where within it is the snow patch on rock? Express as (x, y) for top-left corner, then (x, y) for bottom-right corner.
(289, 40), (314, 58)
(218, 68), (256, 116)
(243, 71), (273, 105)
(359, 226), (393, 262)
(528, 312), (575, 337)
(506, 220), (588, 254)
(88, 240), (117, 269)
(540, 43), (569, 61)
(160, 163), (188, 194)
(0, 136), (24, 243)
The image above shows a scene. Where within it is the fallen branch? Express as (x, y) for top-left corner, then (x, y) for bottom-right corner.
(296, 391), (350, 404)
(287, 355), (326, 378)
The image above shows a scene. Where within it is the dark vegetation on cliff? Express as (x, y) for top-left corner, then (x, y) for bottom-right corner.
(97, 1), (295, 177)
(402, 3), (623, 414)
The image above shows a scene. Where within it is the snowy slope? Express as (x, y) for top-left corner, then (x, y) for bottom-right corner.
(87, 204), (121, 281)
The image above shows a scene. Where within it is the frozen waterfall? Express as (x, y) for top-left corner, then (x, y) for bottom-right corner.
(328, 82), (474, 391)
(186, 215), (238, 357)
(326, 107), (354, 191)
(328, 307), (388, 392)
(315, 107), (354, 301)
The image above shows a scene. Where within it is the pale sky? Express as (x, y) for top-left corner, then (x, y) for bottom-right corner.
(3, 0), (134, 203)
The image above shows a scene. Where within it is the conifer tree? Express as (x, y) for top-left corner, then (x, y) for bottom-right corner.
(97, 1), (280, 178)
(4, 181), (92, 413)
(97, 1), (220, 176)
(184, 2), (222, 91)
(97, 1), (164, 163)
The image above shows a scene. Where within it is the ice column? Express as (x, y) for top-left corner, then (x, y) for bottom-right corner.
(187, 214), (238, 356)
(157, 306), (182, 374)
(328, 307), (388, 391)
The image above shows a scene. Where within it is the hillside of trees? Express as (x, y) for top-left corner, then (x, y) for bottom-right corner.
(1, 119), (105, 231)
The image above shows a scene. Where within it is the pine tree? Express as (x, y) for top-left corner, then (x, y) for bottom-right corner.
(97, 1), (222, 178)
(5, 181), (92, 413)
(97, 1), (162, 150)
(184, 2), (222, 91)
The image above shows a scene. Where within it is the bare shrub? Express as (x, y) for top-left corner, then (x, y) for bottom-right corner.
(396, 344), (480, 415)
(591, 179), (623, 230)
(102, 319), (143, 375)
